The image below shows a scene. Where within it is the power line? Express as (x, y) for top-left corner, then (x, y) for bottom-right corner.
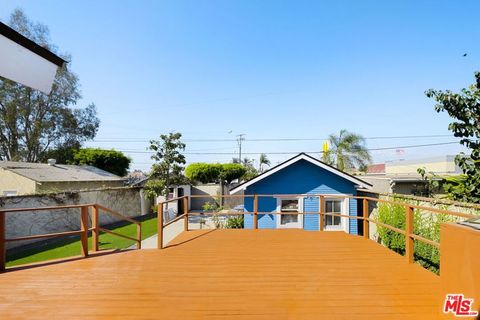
(90, 134), (453, 143)
(244, 134), (454, 142)
(114, 141), (459, 155)
(366, 141), (459, 151)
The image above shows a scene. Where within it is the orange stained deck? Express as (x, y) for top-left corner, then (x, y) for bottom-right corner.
(0, 229), (441, 319)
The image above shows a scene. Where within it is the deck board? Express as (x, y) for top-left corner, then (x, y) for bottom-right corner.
(0, 229), (441, 319)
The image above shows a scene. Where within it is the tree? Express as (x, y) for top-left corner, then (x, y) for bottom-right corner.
(219, 163), (246, 184)
(323, 129), (371, 171)
(425, 72), (480, 203)
(258, 153), (270, 172)
(241, 158), (258, 180)
(145, 132), (187, 198)
(0, 9), (100, 162)
(233, 157), (258, 180)
(185, 163), (245, 184)
(185, 163), (222, 184)
(232, 157), (253, 166)
(38, 141), (81, 164)
(70, 148), (131, 176)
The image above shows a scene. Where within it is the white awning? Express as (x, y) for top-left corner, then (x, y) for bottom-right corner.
(0, 22), (65, 94)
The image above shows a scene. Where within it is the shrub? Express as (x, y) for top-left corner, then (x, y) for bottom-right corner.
(185, 163), (246, 184)
(375, 198), (457, 273)
(202, 201), (217, 212)
(376, 202), (406, 254)
(219, 163), (246, 184)
(71, 148), (131, 176)
(225, 215), (244, 229)
(185, 163), (222, 184)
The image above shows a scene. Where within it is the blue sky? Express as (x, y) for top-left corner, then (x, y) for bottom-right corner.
(2, 1), (479, 171)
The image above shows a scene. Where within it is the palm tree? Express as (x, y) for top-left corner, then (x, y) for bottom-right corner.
(259, 153), (271, 172)
(232, 157), (254, 167)
(324, 129), (371, 172)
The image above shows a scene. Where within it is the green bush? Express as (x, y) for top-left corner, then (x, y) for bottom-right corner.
(376, 198), (456, 273)
(219, 163), (247, 184)
(185, 163), (222, 184)
(71, 148), (131, 176)
(376, 202), (406, 254)
(202, 201), (218, 212)
(225, 215), (244, 229)
(185, 163), (246, 184)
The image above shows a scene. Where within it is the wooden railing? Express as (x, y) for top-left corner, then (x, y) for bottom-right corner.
(157, 194), (477, 269)
(0, 204), (142, 271)
(157, 196), (188, 249)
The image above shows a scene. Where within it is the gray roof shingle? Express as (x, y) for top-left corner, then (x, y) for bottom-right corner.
(0, 161), (124, 182)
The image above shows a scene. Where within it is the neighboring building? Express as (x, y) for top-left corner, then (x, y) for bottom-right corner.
(157, 185), (192, 214)
(0, 161), (125, 196)
(385, 155), (460, 175)
(156, 184), (232, 217)
(126, 170), (148, 186)
(189, 184), (230, 210)
(230, 153), (371, 234)
(366, 163), (386, 174)
(361, 155), (461, 195)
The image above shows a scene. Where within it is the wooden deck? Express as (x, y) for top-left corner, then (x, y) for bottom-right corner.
(0, 229), (441, 319)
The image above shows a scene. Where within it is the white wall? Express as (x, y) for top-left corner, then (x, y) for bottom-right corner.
(0, 33), (58, 94)
(2, 187), (151, 249)
(385, 156), (461, 175)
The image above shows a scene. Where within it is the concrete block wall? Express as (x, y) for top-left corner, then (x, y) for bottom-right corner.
(1, 187), (151, 249)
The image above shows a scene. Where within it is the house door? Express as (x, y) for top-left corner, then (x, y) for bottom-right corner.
(324, 198), (349, 232)
(177, 188), (184, 215)
(276, 198), (303, 228)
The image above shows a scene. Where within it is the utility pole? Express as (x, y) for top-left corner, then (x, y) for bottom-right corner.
(236, 134), (245, 162)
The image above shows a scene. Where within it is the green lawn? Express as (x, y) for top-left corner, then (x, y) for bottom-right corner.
(6, 215), (158, 267)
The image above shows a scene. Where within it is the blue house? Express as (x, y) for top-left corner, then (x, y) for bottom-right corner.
(229, 153), (372, 234)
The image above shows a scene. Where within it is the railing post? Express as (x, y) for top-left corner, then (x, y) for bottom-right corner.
(80, 206), (89, 257)
(319, 196), (325, 231)
(405, 206), (414, 263)
(91, 205), (99, 252)
(0, 211), (5, 272)
(157, 203), (163, 249)
(183, 197), (188, 232)
(363, 199), (369, 239)
(136, 223), (142, 250)
(253, 195), (258, 229)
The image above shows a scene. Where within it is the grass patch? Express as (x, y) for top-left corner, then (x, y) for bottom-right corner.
(6, 215), (158, 267)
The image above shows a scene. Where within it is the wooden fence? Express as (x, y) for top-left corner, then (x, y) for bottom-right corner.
(0, 204), (142, 271)
(157, 194), (476, 269)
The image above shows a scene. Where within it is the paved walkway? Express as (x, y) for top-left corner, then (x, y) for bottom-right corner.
(137, 234), (158, 249)
(130, 218), (184, 249)
(135, 215), (230, 249)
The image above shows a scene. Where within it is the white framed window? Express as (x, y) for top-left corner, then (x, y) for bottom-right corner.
(280, 199), (299, 212)
(276, 197), (303, 229)
(324, 198), (349, 232)
(3, 190), (17, 196)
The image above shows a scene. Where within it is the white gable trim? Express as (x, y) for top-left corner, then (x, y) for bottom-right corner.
(230, 153), (371, 194)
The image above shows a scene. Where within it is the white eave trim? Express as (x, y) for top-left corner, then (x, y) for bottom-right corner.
(0, 22), (65, 94)
(230, 153), (372, 194)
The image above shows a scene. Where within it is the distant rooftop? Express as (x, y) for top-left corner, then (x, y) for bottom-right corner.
(364, 155), (461, 178)
(386, 155), (457, 167)
(0, 161), (124, 182)
(366, 163), (385, 174)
